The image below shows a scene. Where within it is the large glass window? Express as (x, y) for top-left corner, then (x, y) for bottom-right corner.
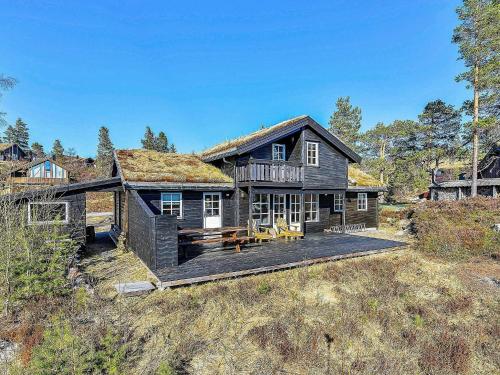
(161, 192), (182, 218)
(272, 144), (286, 161)
(28, 202), (69, 224)
(357, 193), (368, 211)
(305, 193), (319, 222)
(252, 193), (270, 225)
(334, 193), (344, 212)
(290, 194), (301, 224)
(273, 194), (286, 224)
(306, 142), (319, 166)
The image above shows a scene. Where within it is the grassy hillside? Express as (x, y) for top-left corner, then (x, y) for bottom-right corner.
(3, 199), (499, 374)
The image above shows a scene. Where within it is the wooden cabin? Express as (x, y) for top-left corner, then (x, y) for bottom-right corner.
(2, 157), (71, 192)
(430, 143), (500, 200)
(0, 143), (27, 161)
(109, 116), (385, 271)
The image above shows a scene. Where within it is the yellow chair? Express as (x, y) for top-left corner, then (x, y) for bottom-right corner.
(275, 218), (304, 240)
(248, 219), (274, 243)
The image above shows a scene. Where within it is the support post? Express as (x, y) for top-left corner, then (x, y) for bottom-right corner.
(300, 192), (305, 234)
(342, 192), (346, 234)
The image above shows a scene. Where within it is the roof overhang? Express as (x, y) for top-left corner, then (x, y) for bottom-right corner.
(347, 186), (387, 192)
(125, 181), (234, 191)
(430, 178), (500, 188)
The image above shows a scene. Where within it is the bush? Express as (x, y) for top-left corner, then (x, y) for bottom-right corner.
(411, 198), (500, 260)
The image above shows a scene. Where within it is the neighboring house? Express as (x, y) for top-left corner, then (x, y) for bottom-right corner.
(10, 115), (386, 273)
(430, 142), (500, 201)
(1, 157), (71, 193)
(0, 143), (28, 161)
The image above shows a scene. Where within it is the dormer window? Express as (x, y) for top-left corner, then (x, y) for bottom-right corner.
(306, 142), (319, 166)
(272, 144), (286, 161)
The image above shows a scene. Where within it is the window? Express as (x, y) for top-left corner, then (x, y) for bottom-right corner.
(28, 202), (69, 224)
(273, 194), (286, 224)
(161, 192), (182, 218)
(357, 193), (368, 211)
(305, 194), (319, 222)
(272, 144), (286, 161)
(44, 160), (51, 177)
(334, 193), (344, 212)
(306, 142), (319, 166)
(252, 193), (270, 225)
(290, 194), (301, 224)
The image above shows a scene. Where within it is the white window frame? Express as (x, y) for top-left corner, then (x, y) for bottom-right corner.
(252, 193), (271, 225)
(333, 193), (344, 212)
(306, 141), (319, 166)
(272, 143), (286, 161)
(357, 193), (368, 211)
(161, 192), (183, 218)
(272, 194), (286, 225)
(289, 194), (301, 225)
(304, 193), (319, 222)
(28, 201), (69, 225)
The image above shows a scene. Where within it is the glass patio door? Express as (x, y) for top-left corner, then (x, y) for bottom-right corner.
(289, 194), (301, 230)
(272, 194), (286, 226)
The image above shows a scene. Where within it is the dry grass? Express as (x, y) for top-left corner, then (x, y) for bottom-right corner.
(348, 166), (383, 187)
(201, 115), (308, 158)
(115, 149), (233, 183)
(86, 192), (114, 212)
(77, 232), (499, 375)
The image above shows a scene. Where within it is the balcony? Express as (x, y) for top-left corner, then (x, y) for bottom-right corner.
(7, 177), (70, 185)
(235, 159), (303, 184)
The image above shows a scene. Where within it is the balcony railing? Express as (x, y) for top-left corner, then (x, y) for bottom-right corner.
(236, 159), (303, 184)
(7, 177), (70, 185)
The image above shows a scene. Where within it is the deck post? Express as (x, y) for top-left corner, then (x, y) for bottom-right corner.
(248, 185), (253, 229)
(342, 192), (346, 233)
(300, 192), (305, 234)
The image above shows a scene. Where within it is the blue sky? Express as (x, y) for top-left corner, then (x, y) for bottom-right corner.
(1, 0), (468, 157)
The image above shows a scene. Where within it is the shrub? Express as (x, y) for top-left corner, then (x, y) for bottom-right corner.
(412, 198), (500, 260)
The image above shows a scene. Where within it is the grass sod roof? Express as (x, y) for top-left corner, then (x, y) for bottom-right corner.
(348, 166), (384, 187)
(200, 115), (309, 159)
(115, 149), (233, 184)
(0, 143), (14, 152)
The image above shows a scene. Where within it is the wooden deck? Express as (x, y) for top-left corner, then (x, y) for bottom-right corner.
(154, 233), (406, 288)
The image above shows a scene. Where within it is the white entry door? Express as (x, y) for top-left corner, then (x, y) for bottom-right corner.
(203, 192), (222, 228)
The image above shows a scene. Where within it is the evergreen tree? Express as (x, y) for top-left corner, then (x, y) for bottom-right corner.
(328, 96), (362, 150)
(3, 125), (16, 143)
(52, 139), (64, 159)
(418, 100), (462, 170)
(452, 0), (499, 196)
(141, 126), (156, 150)
(14, 117), (29, 151)
(155, 131), (169, 152)
(169, 143), (177, 153)
(31, 142), (45, 159)
(361, 122), (393, 184)
(96, 126), (114, 176)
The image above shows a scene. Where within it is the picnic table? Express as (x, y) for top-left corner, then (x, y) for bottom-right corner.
(178, 226), (253, 253)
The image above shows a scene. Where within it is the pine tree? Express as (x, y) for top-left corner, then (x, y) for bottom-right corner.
(96, 126), (114, 176)
(155, 131), (169, 152)
(328, 96), (362, 151)
(418, 100), (462, 170)
(361, 122), (393, 184)
(52, 139), (64, 159)
(31, 142), (45, 159)
(452, 0), (499, 196)
(169, 144), (177, 153)
(141, 126), (156, 150)
(3, 125), (16, 143)
(14, 118), (29, 151)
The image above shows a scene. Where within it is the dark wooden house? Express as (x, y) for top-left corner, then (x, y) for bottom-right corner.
(0, 143), (27, 161)
(430, 142), (500, 201)
(109, 116), (385, 271)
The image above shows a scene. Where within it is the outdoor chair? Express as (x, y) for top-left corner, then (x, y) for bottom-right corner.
(275, 218), (304, 240)
(248, 219), (274, 242)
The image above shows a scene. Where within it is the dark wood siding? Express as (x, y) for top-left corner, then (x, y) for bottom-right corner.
(238, 187), (249, 227)
(138, 190), (235, 229)
(303, 194), (343, 233)
(246, 133), (302, 161)
(302, 128), (348, 190)
(345, 192), (378, 228)
(127, 190), (156, 269)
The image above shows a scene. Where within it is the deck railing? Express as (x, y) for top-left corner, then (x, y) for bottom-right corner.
(236, 159), (303, 183)
(7, 177), (70, 185)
